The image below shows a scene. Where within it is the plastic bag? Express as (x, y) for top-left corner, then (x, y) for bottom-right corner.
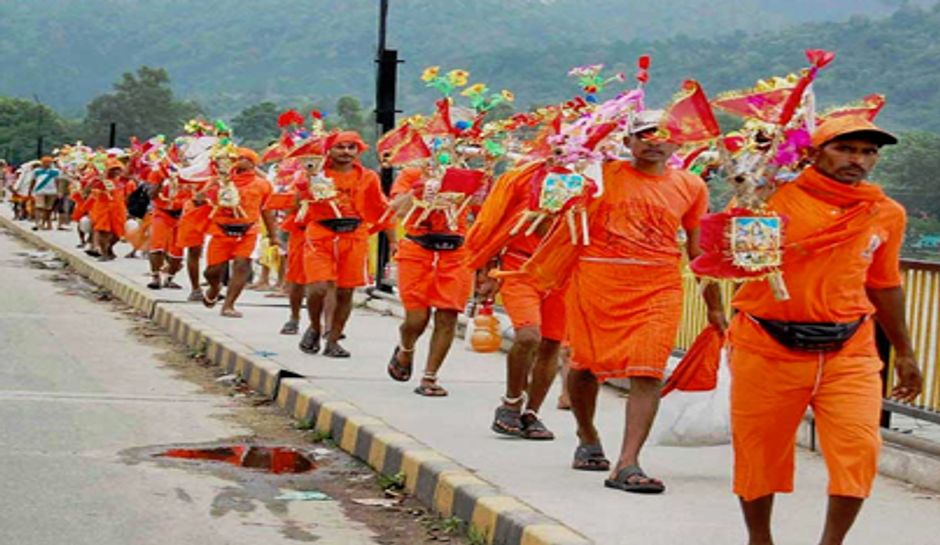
(650, 350), (730, 446)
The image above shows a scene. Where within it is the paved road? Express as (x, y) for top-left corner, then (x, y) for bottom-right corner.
(5, 220), (940, 545)
(0, 231), (381, 545)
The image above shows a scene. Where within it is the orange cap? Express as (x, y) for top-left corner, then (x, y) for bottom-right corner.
(40, 156), (54, 166)
(236, 147), (259, 165)
(105, 158), (124, 171)
(331, 131), (369, 152)
(812, 115), (897, 148)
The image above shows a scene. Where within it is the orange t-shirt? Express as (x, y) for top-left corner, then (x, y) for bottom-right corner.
(148, 170), (190, 211)
(391, 167), (472, 237)
(208, 172), (272, 235)
(732, 170), (905, 324)
(303, 164), (389, 241)
(583, 161), (708, 264)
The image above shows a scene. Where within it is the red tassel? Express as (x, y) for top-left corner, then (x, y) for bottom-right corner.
(805, 49), (836, 69)
(278, 109), (304, 128)
(637, 54), (651, 70)
(636, 69), (649, 84)
(310, 110), (323, 120)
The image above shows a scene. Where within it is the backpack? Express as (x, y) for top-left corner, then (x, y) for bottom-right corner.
(126, 184), (151, 219)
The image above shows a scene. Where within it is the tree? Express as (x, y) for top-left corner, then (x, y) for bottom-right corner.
(875, 131), (940, 220)
(0, 97), (79, 165)
(232, 101), (281, 150)
(81, 66), (201, 146)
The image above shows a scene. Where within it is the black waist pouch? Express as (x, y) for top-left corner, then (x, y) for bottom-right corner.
(407, 233), (465, 251)
(751, 315), (865, 353)
(318, 217), (362, 233)
(162, 208), (183, 219)
(218, 223), (253, 237)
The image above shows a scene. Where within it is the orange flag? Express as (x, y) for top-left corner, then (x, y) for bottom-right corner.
(821, 94), (886, 123)
(712, 87), (794, 124)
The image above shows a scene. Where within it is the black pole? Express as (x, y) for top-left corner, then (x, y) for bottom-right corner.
(373, 0), (402, 293)
(36, 137), (44, 160)
(108, 123), (117, 148)
(33, 94), (44, 159)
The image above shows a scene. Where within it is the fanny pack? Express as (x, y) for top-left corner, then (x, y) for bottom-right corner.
(218, 223), (253, 237)
(407, 233), (465, 251)
(750, 315), (866, 353)
(161, 208), (183, 219)
(318, 217), (362, 233)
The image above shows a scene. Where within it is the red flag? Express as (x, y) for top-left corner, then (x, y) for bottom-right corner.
(712, 87), (795, 124)
(440, 167), (485, 195)
(821, 94), (886, 123)
(658, 80), (721, 145)
(377, 123), (412, 157)
(388, 130), (432, 165)
(287, 137), (326, 159)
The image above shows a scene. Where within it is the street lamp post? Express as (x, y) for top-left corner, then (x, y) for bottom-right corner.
(373, 0), (402, 292)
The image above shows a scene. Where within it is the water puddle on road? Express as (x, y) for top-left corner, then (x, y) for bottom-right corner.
(156, 445), (317, 474)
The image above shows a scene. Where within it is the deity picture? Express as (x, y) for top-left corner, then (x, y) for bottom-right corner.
(730, 216), (782, 270)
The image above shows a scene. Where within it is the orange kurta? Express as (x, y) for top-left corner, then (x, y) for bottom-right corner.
(88, 176), (136, 237)
(205, 172), (272, 266)
(524, 160), (708, 381)
(729, 166), (905, 501)
(393, 167), (474, 311)
(301, 164), (389, 288)
(149, 170), (186, 258)
(465, 163), (567, 339)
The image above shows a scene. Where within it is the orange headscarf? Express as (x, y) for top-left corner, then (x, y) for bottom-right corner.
(331, 131), (369, 152)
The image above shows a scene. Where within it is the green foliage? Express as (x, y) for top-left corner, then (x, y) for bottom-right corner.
(875, 131), (940, 219)
(377, 471), (405, 492)
(81, 66), (201, 147)
(0, 97), (79, 164)
(232, 101), (281, 150)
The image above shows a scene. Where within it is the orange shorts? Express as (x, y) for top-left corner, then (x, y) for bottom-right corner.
(176, 203), (211, 249)
(285, 230), (307, 285)
(500, 274), (567, 341)
(302, 236), (369, 288)
(729, 316), (883, 501)
(150, 209), (183, 258)
(90, 198), (126, 237)
(566, 263), (682, 382)
(396, 238), (473, 311)
(206, 233), (258, 267)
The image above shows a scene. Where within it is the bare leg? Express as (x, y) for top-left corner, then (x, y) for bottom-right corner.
(305, 281), (331, 335)
(739, 494), (775, 545)
(568, 368), (601, 445)
(504, 326), (542, 411)
(557, 347), (572, 409)
(323, 284), (337, 333)
(418, 309), (458, 389)
(325, 287), (353, 346)
(203, 262), (225, 301)
(526, 338), (561, 413)
(612, 377), (662, 473)
(186, 245), (203, 295)
(818, 496), (864, 545)
(397, 308), (431, 370)
(288, 282), (303, 322)
(219, 257), (251, 316)
(148, 251), (165, 288)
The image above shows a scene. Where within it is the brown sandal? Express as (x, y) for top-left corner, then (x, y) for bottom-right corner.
(414, 375), (448, 397)
(387, 346), (414, 382)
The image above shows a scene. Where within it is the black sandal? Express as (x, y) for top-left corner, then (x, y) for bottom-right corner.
(299, 328), (321, 354)
(414, 375), (448, 397)
(520, 411), (555, 440)
(604, 465), (665, 494)
(280, 319), (300, 335)
(387, 346), (414, 382)
(491, 405), (522, 436)
(322, 342), (350, 358)
(572, 444), (610, 472)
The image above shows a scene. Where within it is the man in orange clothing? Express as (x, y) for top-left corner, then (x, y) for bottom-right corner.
(463, 162), (565, 436)
(146, 168), (185, 289)
(728, 116), (922, 545)
(386, 166), (477, 397)
(202, 148), (277, 317)
(298, 131), (394, 357)
(85, 158), (136, 261)
(522, 110), (726, 491)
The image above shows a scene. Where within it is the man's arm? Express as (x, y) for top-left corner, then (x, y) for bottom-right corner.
(261, 209), (278, 245)
(867, 286), (923, 402)
(686, 226), (728, 333)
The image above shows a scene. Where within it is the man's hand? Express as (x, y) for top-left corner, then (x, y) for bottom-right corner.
(475, 270), (499, 301)
(388, 240), (398, 259)
(891, 354), (923, 403)
(707, 308), (729, 334)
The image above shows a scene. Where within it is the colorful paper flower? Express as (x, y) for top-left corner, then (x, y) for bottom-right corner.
(447, 70), (470, 87)
(421, 66), (440, 82)
(461, 83), (488, 96)
(501, 90), (515, 102)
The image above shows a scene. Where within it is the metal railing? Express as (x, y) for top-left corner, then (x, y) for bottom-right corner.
(675, 260), (940, 421)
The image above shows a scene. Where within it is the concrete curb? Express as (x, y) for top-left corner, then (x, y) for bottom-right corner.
(1, 215), (592, 545)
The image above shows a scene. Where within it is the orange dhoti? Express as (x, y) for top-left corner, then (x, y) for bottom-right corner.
(89, 194), (127, 237)
(395, 238), (474, 312)
(150, 208), (183, 258)
(565, 262), (682, 382)
(499, 253), (566, 341)
(284, 229), (308, 285)
(176, 203), (212, 249)
(302, 235), (369, 288)
(729, 314), (882, 501)
(206, 233), (258, 267)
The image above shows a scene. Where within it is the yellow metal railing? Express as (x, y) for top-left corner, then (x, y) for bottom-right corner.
(884, 261), (940, 411)
(674, 262), (940, 413)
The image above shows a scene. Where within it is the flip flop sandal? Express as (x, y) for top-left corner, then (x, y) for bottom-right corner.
(280, 320), (300, 335)
(322, 343), (351, 358)
(387, 346), (413, 382)
(414, 377), (448, 397)
(220, 308), (243, 318)
(572, 444), (610, 472)
(147, 278), (162, 290)
(187, 290), (204, 302)
(604, 466), (666, 494)
(299, 328), (321, 354)
(520, 412), (555, 440)
(202, 293), (219, 309)
(323, 330), (347, 341)
(84, 249), (101, 258)
(491, 406), (523, 436)
(163, 279), (183, 289)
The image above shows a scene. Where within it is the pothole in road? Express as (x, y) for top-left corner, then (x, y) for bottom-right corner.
(156, 445), (317, 474)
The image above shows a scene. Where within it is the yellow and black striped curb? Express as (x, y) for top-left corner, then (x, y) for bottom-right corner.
(276, 378), (591, 545)
(1, 215), (592, 545)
